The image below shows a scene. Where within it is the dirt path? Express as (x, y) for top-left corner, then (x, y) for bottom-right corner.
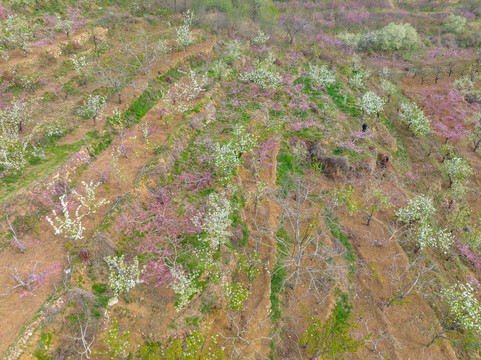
(0, 28), (107, 74)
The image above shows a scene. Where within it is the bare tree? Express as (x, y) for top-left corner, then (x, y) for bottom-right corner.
(274, 175), (346, 298)
(414, 308), (459, 348)
(1, 261), (58, 297)
(221, 310), (277, 360)
(4, 211), (26, 253)
(362, 221), (409, 248)
(355, 316), (390, 360)
(117, 28), (171, 76)
(278, 14), (310, 45)
(69, 315), (96, 359)
(91, 42), (138, 104)
(385, 253), (436, 307)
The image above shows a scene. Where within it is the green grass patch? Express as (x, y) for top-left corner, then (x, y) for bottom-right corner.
(276, 151), (304, 186)
(325, 84), (360, 118)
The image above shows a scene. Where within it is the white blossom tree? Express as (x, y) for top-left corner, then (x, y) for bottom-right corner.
(46, 180), (109, 244)
(104, 255), (142, 301)
(399, 101), (431, 138)
(46, 195), (86, 244)
(441, 282), (481, 334)
(440, 155), (473, 189)
(78, 95), (106, 125)
(396, 195), (454, 252)
(72, 180), (110, 214)
(72, 54), (93, 86)
(0, 95), (34, 133)
(169, 267), (200, 311)
(380, 78), (397, 102)
(0, 96), (39, 171)
(253, 31), (270, 46)
(308, 63), (337, 87)
(240, 53), (282, 90)
(176, 10), (196, 50)
(0, 14), (36, 59)
(358, 91), (386, 118)
(212, 125), (258, 184)
(196, 191), (234, 250)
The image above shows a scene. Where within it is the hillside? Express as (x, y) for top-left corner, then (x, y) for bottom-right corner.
(1, 0), (481, 359)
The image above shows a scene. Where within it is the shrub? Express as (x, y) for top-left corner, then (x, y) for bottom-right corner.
(443, 15), (467, 34)
(339, 23), (420, 52)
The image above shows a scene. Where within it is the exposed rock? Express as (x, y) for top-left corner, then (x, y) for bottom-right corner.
(205, 101), (216, 124)
(316, 155), (352, 177)
(189, 112), (205, 130)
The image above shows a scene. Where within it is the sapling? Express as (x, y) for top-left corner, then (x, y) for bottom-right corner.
(159, 327), (226, 359)
(360, 181), (393, 226)
(301, 295), (366, 359)
(333, 184), (360, 216)
(222, 281), (250, 312)
(235, 250), (261, 291)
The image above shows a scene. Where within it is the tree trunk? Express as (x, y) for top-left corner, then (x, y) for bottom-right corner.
(117, 89), (122, 104)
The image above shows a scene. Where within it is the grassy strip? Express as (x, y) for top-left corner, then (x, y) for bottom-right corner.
(325, 208), (355, 272)
(269, 226), (290, 358)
